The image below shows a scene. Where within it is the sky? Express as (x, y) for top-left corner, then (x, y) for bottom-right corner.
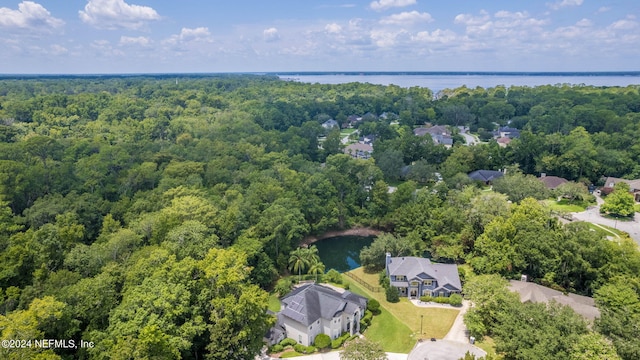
(0, 0), (639, 73)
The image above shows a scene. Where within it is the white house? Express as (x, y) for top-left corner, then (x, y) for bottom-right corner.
(267, 284), (368, 346)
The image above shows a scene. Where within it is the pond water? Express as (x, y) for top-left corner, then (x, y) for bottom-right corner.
(314, 235), (374, 273)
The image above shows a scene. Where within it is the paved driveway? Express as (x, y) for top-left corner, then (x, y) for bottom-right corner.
(408, 340), (486, 360)
(570, 195), (640, 245)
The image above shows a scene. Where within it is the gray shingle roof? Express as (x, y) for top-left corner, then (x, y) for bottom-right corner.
(387, 257), (462, 292)
(508, 280), (600, 321)
(468, 170), (504, 182)
(280, 284), (367, 326)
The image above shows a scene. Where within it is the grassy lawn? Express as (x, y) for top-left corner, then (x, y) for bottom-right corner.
(475, 336), (500, 359)
(635, 204), (640, 213)
(268, 293), (281, 313)
(340, 128), (357, 136)
(345, 267), (460, 352)
(347, 280), (416, 353)
(543, 199), (586, 213)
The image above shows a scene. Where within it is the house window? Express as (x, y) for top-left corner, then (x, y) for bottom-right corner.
(395, 275), (406, 281)
(439, 291), (445, 297)
(298, 335), (302, 343)
(410, 281), (420, 287)
(423, 280), (432, 286)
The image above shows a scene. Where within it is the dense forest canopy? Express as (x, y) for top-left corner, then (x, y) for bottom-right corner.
(0, 75), (639, 359)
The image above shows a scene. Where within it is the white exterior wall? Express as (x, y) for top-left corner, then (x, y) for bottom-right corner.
(283, 320), (311, 346)
(281, 307), (366, 346)
(322, 316), (343, 340)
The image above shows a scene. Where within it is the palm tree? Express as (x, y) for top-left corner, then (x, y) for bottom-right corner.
(308, 260), (326, 283)
(288, 248), (308, 282)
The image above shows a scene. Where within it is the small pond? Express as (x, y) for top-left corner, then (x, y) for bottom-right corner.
(314, 235), (374, 272)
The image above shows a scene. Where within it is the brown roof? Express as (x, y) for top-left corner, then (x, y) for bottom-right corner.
(539, 176), (569, 189)
(497, 137), (511, 144)
(344, 143), (373, 153)
(603, 176), (640, 191)
(509, 280), (600, 321)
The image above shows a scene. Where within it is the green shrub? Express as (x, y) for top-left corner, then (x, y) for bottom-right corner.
(378, 271), (389, 286)
(325, 269), (342, 284)
(331, 339), (343, 349)
(367, 299), (381, 315)
(269, 344), (283, 353)
(331, 332), (350, 349)
(293, 344), (306, 353)
(385, 285), (399, 303)
(420, 295), (433, 303)
(305, 345), (316, 354)
(434, 296), (449, 304)
(361, 310), (373, 325)
(360, 322), (368, 332)
(449, 293), (463, 306)
(313, 334), (331, 349)
(280, 338), (297, 347)
(275, 278), (293, 297)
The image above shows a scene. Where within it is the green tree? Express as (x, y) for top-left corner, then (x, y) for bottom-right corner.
(594, 276), (640, 360)
(554, 181), (590, 202)
(323, 129), (344, 159)
(374, 149), (404, 181)
(360, 233), (420, 272)
(493, 301), (588, 360)
(463, 274), (519, 337)
(308, 260), (326, 282)
(600, 182), (635, 218)
(0, 296), (66, 360)
(289, 248), (309, 282)
(340, 337), (388, 360)
(569, 332), (621, 360)
(491, 170), (549, 203)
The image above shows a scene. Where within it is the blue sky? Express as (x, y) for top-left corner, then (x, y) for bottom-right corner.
(0, 0), (638, 73)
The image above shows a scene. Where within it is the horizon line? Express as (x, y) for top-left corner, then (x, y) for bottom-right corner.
(1, 71), (640, 78)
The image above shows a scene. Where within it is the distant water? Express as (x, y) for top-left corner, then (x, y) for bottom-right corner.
(277, 72), (640, 93)
(314, 236), (374, 273)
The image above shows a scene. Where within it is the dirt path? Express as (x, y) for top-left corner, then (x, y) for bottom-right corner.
(301, 227), (382, 246)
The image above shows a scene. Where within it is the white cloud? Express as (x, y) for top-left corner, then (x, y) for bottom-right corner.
(0, 1), (64, 32)
(454, 11), (490, 26)
(494, 11), (529, 20)
(609, 17), (638, 31)
(380, 11), (433, 25)
(370, 0), (417, 12)
(49, 44), (68, 55)
(547, 0), (583, 11)
(597, 7), (611, 13)
(576, 18), (592, 27)
(325, 23), (342, 34)
(120, 36), (151, 46)
(79, 0), (160, 30)
(263, 27), (280, 42)
(412, 29), (457, 44)
(370, 29), (408, 47)
(163, 27), (213, 46)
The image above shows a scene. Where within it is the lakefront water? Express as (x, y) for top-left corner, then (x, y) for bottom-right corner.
(277, 72), (640, 93)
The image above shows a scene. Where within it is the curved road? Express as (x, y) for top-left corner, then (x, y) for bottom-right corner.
(457, 127), (479, 145)
(570, 195), (640, 245)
